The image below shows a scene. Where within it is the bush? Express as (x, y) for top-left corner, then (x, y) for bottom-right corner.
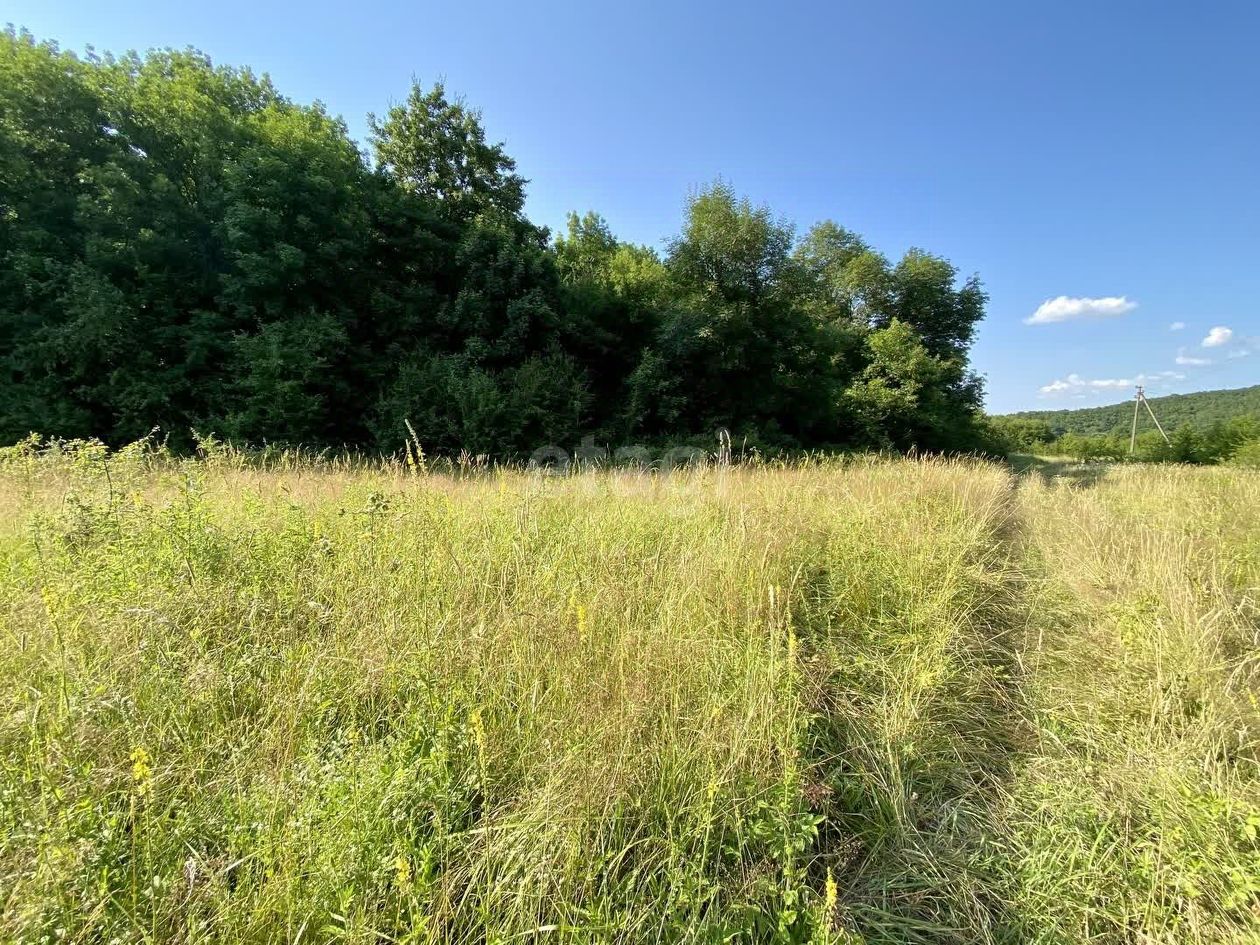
(1228, 437), (1260, 468)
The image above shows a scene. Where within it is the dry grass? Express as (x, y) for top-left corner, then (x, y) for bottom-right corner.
(0, 438), (1256, 943)
(998, 465), (1260, 944)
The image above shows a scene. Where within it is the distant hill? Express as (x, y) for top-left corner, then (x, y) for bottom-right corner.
(1000, 384), (1260, 436)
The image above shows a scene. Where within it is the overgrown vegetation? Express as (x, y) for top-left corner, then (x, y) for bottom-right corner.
(988, 403), (1260, 466)
(1001, 385), (1260, 437)
(2, 437), (1257, 943)
(0, 29), (992, 456)
(990, 385), (1260, 465)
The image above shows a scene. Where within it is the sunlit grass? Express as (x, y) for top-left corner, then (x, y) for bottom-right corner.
(998, 464), (1260, 944)
(0, 437), (1256, 943)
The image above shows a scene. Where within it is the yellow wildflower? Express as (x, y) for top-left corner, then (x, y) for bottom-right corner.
(40, 585), (57, 621)
(130, 747), (153, 798)
(393, 853), (412, 887)
(568, 589), (589, 642)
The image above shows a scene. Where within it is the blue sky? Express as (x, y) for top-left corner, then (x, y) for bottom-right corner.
(10, 0), (1258, 412)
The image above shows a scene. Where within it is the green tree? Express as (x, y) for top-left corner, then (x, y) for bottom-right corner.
(0, 31), (998, 459)
(794, 222), (891, 328)
(660, 183), (840, 443)
(1228, 437), (1260, 468)
(1166, 424), (1204, 464)
(843, 320), (984, 451)
(887, 250), (986, 357)
(0, 34), (397, 447)
(1, 31), (123, 439)
(998, 386), (1260, 439)
(988, 416), (1054, 453)
(369, 81), (526, 223)
(1200, 416), (1260, 463)
(554, 212), (667, 438)
(795, 221), (986, 358)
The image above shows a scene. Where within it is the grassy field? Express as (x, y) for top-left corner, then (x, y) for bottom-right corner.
(1, 439), (1257, 944)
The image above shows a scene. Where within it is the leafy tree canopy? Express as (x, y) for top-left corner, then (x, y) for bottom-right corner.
(1, 29), (994, 458)
(369, 81), (526, 224)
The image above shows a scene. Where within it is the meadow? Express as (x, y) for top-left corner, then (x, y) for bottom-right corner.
(1, 438), (1257, 944)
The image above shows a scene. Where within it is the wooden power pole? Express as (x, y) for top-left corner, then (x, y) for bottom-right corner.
(1129, 385), (1171, 454)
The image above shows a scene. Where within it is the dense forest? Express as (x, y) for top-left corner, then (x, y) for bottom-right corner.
(991, 385), (1260, 465)
(0, 29), (994, 457)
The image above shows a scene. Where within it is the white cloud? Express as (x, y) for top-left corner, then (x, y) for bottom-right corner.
(1038, 371), (1184, 397)
(1024, 295), (1137, 325)
(1175, 353), (1212, 366)
(1169, 321), (1186, 331)
(1227, 348), (1251, 359)
(1202, 326), (1233, 347)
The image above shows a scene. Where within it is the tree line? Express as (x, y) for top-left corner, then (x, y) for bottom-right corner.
(1001, 384), (1260, 438)
(1, 29), (994, 457)
(989, 414), (1260, 466)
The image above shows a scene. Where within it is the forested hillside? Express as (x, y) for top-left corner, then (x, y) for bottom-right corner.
(1002, 384), (1260, 436)
(987, 384), (1260, 466)
(0, 30), (992, 456)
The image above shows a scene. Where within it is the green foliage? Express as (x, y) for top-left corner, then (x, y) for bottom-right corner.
(986, 416), (1054, 452)
(1002, 385), (1260, 438)
(1228, 438), (1260, 468)
(0, 32), (383, 447)
(843, 319), (983, 451)
(658, 184), (842, 442)
(0, 29), (992, 457)
(1035, 424), (1260, 467)
(995, 390), (1260, 465)
(1054, 431), (1127, 462)
(793, 221), (986, 359)
(369, 80), (526, 223)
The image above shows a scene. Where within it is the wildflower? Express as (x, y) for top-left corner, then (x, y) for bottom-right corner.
(40, 585), (57, 621)
(810, 867), (840, 943)
(130, 747), (153, 798)
(393, 853), (412, 887)
(568, 590), (589, 642)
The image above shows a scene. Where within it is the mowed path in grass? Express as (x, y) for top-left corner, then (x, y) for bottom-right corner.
(0, 442), (1257, 944)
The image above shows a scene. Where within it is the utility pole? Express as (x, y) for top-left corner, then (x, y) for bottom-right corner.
(1128, 385), (1171, 454)
(1130, 387), (1141, 454)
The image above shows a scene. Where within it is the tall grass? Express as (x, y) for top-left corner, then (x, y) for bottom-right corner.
(0, 438), (1256, 943)
(999, 465), (1260, 943)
